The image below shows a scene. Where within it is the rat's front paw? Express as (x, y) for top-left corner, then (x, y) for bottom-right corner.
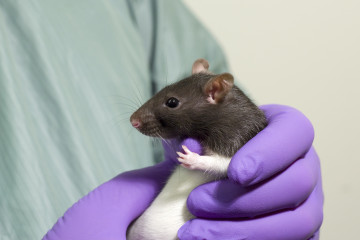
(177, 145), (206, 171)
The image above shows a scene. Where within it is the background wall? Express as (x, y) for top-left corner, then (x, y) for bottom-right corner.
(183, 0), (360, 239)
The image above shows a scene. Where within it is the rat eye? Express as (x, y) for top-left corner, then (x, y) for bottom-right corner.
(165, 97), (179, 108)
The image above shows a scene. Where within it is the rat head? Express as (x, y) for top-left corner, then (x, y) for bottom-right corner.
(130, 59), (234, 139)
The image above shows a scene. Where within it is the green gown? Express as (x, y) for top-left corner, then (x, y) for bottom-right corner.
(0, 0), (228, 238)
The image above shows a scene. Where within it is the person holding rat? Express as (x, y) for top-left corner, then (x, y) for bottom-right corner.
(0, 1), (323, 239)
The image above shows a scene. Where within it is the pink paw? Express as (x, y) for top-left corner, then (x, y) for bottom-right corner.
(177, 145), (202, 170)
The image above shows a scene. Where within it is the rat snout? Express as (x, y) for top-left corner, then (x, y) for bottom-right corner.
(130, 116), (142, 129)
(131, 119), (141, 129)
(130, 110), (160, 137)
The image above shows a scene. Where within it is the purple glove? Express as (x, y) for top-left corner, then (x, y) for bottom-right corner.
(43, 157), (177, 239)
(178, 104), (324, 240)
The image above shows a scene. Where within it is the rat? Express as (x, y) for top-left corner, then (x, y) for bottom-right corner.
(126, 59), (267, 240)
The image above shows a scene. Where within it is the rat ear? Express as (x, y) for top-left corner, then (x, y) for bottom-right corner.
(204, 73), (234, 104)
(192, 58), (209, 74)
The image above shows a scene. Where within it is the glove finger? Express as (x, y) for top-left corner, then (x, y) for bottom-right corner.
(181, 138), (202, 154)
(187, 147), (320, 219)
(179, 175), (323, 240)
(228, 104), (315, 186)
(308, 230), (320, 240)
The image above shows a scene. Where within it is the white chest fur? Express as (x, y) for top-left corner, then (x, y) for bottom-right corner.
(127, 166), (216, 240)
(127, 150), (231, 240)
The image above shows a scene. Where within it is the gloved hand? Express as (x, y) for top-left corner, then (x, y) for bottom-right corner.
(43, 104), (323, 240)
(42, 152), (178, 240)
(178, 104), (324, 240)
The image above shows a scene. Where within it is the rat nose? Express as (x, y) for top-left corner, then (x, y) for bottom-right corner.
(131, 119), (141, 129)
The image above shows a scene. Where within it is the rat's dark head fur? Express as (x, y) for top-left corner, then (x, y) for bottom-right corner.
(130, 59), (267, 157)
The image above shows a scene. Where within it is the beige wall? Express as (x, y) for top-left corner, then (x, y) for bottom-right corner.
(183, 0), (360, 239)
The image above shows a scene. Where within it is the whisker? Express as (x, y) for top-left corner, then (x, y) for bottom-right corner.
(114, 111), (133, 118)
(132, 81), (145, 106)
(110, 95), (140, 108)
(115, 117), (133, 125)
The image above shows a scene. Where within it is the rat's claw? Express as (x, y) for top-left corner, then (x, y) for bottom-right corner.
(177, 151), (185, 158)
(182, 145), (192, 154)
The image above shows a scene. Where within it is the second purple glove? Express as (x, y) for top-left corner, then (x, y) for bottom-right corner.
(178, 105), (324, 240)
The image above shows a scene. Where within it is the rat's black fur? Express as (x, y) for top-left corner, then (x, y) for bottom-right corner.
(131, 73), (267, 157)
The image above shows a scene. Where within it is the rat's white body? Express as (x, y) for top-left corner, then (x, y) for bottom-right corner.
(127, 150), (231, 240)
